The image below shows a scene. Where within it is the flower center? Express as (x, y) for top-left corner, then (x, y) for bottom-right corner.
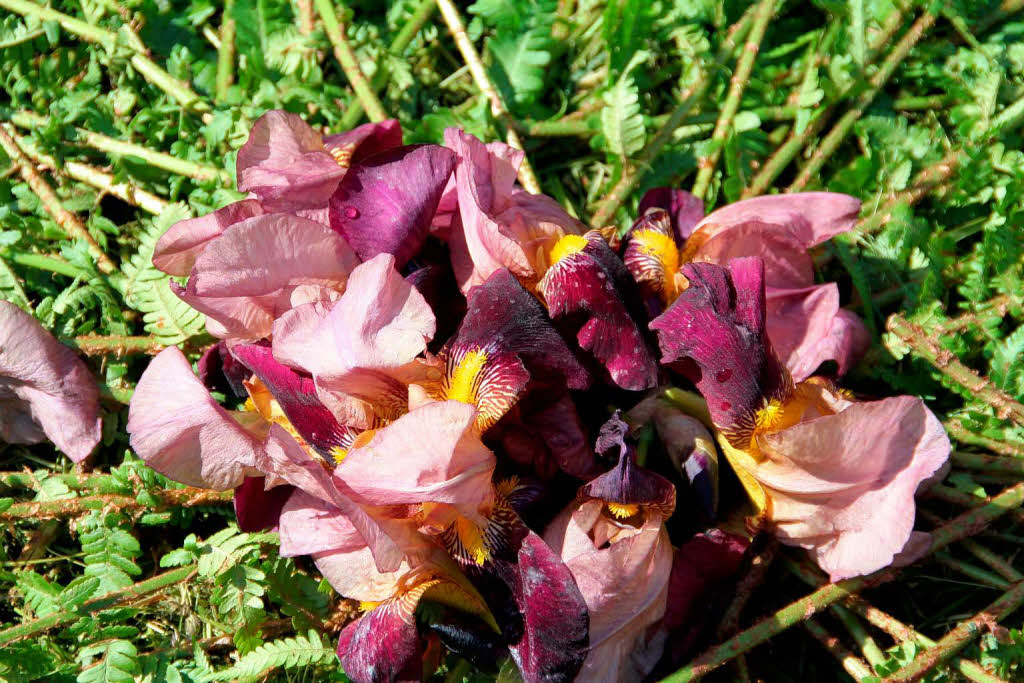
(605, 502), (640, 519)
(444, 348), (489, 406)
(548, 234), (589, 265)
(633, 229), (682, 302)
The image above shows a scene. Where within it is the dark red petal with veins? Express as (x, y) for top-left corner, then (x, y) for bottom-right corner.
(456, 268), (590, 390)
(540, 234), (658, 391)
(197, 341), (250, 398)
(505, 532), (589, 681)
(233, 477), (294, 532)
(650, 258), (791, 440)
(582, 412), (676, 516)
(229, 343), (355, 457)
(638, 188), (705, 241)
(330, 144), (457, 269)
(623, 208), (678, 317)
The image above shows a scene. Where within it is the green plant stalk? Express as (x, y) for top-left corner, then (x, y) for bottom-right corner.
(928, 483), (1024, 525)
(856, 150), (960, 234)
(788, 8), (938, 192)
(960, 539), (1024, 583)
(830, 604), (887, 670)
(888, 315), (1024, 427)
(0, 126), (117, 274)
(0, 0), (209, 113)
(953, 451), (1024, 475)
(8, 111), (228, 183)
(802, 619), (875, 681)
(0, 471), (117, 492)
(933, 551), (1011, 589)
(885, 580), (1024, 682)
(215, 0), (237, 103)
(338, 0), (437, 130)
(945, 418), (1024, 457)
(0, 564), (198, 646)
(435, 0), (541, 194)
(314, 0), (389, 123)
(691, 0), (774, 200)
(659, 482), (1024, 682)
(66, 334), (193, 356)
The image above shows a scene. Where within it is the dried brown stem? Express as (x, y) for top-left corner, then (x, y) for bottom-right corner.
(0, 488), (232, 521)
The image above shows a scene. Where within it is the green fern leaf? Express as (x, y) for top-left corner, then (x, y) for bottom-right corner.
(990, 325), (1024, 398)
(76, 640), (138, 683)
(488, 28), (553, 105)
(122, 204), (206, 345)
(601, 52), (647, 156)
(0, 254), (31, 311)
(202, 630), (337, 681)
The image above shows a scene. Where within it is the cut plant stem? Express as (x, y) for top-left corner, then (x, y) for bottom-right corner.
(802, 619), (874, 680)
(314, 0), (389, 123)
(67, 333), (212, 357)
(0, 0), (210, 114)
(888, 315), (1024, 427)
(691, 0), (774, 200)
(0, 125), (117, 274)
(0, 488), (233, 521)
(7, 111), (229, 184)
(884, 580), (1024, 681)
(659, 482), (1024, 681)
(434, 0), (541, 194)
(0, 564), (198, 645)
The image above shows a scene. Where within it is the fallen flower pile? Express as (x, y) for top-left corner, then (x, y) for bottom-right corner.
(1, 111), (950, 682)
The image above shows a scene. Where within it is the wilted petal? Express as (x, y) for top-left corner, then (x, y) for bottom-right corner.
(339, 401), (496, 509)
(638, 188), (705, 241)
(330, 145), (456, 268)
(651, 258), (791, 443)
(540, 233), (658, 390)
(234, 477), (294, 532)
(688, 192), (860, 288)
(490, 392), (599, 480)
(127, 347), (264, 489)
(152, 199), (264, 277)
(753, 394), (950, 580)
(177, 213), (358, 340)
(236, 111), (346, 213)
(0, 302), (101, 462)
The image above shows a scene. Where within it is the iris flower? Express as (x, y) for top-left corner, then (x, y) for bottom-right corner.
(651, 257), (950, 580)
(0, 301), (101, 461)
(625, 189), (869, 380)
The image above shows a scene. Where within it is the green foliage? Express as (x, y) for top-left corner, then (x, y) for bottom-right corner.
(122, 203), (207, 345)
(599, 51), (647, 156)
(202, 630), (338, 681)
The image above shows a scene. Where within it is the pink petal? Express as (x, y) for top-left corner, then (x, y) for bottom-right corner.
(338, 401), (496, 509)
(236, 111), (346, 213)
(177, 213), (358, 340)
(152, 199), (264, 277)
(314, 545), (408, 602)
(445, 128), (584, 292)
(278, 488), (364, 557)
(127, 347), (263, 489)
(691, 192), (861, 288)
(0, 302), (101, 462)
(755, 395), (950, 580)
(323, 119), (403, 165)
(766, 284), (869, 381)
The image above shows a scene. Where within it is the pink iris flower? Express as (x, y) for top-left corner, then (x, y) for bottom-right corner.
(625, 189), (869, 381)
(0, 301), (101, 462)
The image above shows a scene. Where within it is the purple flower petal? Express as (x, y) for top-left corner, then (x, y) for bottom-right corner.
(324, 119), (403, 166)
(330, 144), (457, 268)
(152, 199), (264, 277)
(234, 477), (294, 532)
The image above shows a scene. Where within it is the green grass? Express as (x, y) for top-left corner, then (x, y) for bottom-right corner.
(2, 0), (1024, 680)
